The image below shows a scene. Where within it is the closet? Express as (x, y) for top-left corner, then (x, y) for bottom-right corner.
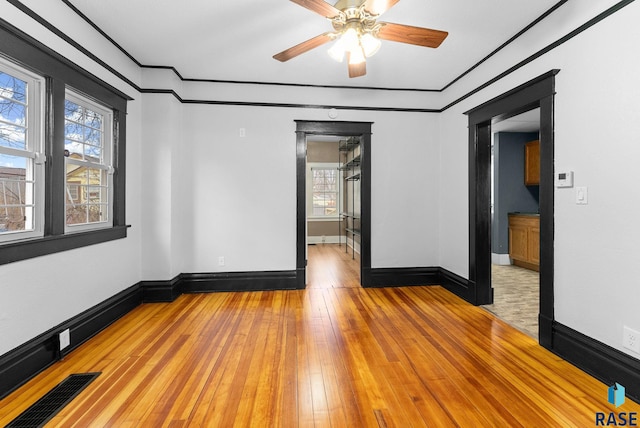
(339, 137), (361, 259)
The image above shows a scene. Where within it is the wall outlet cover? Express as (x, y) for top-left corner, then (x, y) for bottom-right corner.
(59, 329), (70, 350)
(623, 326), (640, 353)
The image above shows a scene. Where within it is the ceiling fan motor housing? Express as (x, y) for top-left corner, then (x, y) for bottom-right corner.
(331, 4), (382, 37)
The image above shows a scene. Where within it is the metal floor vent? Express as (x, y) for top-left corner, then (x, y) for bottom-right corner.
(7, 372), (100, 428)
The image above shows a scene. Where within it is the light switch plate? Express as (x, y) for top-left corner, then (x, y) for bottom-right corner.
(576, 186), (588, 204)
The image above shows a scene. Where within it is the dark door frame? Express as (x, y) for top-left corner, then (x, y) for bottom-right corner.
(465, 70), (558, 348)
(295, 120), (373, 288)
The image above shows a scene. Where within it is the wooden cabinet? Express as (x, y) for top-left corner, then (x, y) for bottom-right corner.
(509, 214), (539, 271)
(524, 140), (540, 185)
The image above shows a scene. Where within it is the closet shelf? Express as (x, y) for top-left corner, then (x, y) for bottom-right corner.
(341, 213), (360, 220)
(345, 227), (361, 236)
(339, 137), (360, 152)
(339, 155), (361, 170)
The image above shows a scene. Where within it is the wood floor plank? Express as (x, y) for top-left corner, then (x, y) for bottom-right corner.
(1, 244), (639, 427)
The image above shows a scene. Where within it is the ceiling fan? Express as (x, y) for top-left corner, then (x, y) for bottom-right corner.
(273, 0), (448, 78)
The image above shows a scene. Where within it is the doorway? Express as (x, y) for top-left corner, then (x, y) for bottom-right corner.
(465, 70), (557, 348)
(305, 135), (361, 288)
(483, 109), (541, 338)
(295, 120), (372, 289)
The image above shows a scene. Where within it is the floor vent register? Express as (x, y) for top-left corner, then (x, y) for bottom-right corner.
(6, 372), (100, 428)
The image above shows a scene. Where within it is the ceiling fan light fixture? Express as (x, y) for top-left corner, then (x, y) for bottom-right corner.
(277, 0), (448, 78)
(328, 39), (346, 62)
(348, 45), (366, 65)
(341, 28), (360, 52)
(360, 32), (381, 57)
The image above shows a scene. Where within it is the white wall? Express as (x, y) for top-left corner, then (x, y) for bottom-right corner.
(0, 1), (142, 355)
(154, 103), (441, 274)
(437, 0), (640, 357)
(140, 93), (184, 279)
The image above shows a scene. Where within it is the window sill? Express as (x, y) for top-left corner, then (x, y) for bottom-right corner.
(0, 225), (129, 265)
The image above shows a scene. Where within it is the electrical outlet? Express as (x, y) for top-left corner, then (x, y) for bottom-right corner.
(623, 326), (640, 353)
(218, 256), (225, 266)
(59, 328), (70, 351)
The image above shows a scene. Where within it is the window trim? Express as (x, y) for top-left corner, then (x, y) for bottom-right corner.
(0, 20), (130, 265)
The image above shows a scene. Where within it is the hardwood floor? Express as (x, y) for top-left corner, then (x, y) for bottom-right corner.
(307, 243), (361, 289)
(1, 245), (637, 426)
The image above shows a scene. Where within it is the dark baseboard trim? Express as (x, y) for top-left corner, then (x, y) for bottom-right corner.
(181, 270), (298, 293)
(0, 284), (141, 400)
(141, 270), (301, 300)
(365, 266), (473, 304)
(367, 267), (440, 287)
(552, 321), (640, 403)
(438, 268), (474, 303)
(296, 268), (306, 289)
(539, 313), (554, 349)
(140, 275), (183, 303)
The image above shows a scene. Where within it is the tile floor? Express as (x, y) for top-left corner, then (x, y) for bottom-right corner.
(482, 264), (539, 339)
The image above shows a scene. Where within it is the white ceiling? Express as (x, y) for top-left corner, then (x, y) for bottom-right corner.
(67, 0), (561, 89)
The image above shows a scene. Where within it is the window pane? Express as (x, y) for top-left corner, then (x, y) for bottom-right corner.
(1, 77), (27, 150)
(312, 207), (325, 216)
(64, 99), (104, 164)
(84, 143), (101, 159)
(312, 193), (325, 208)
(0, 99), (26, 123)
(65, 139), (82, 158)
(84, 109), (102, 129)
(88, 204), (107, 223)
(64, 99), (83, 121)
(0, 154), (33, 233)
(86, 168), (105, 186)
(0, 121), (27, 150)
(66, 203), (87, 225)
(0, 71), (27, 103)
(87, 185), (106, 203)
(65, 163), (108, 226)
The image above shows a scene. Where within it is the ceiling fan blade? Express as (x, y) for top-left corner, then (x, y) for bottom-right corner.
(363, 0), (400, 16)
(347, 56), (366, 78)
(377, 22), (448, 48)
(273, 32), (334, 62)
(290, 0), (341, 18)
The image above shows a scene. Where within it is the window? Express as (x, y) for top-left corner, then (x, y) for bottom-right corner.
(0, 61), (44, 243)
(64, 90), (113, 232)
(0, 24), (130, 265)
(308, 163), (342, 219)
